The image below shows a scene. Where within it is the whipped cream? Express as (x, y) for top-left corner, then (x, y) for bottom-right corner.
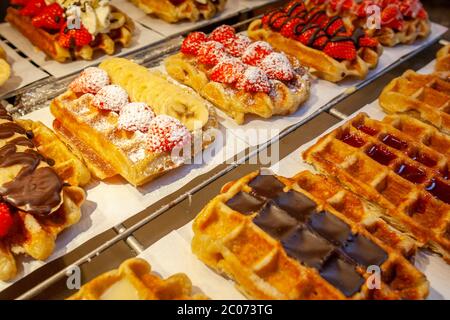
(59, 0), (112, 35)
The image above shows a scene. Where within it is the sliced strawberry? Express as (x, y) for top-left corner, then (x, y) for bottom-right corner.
(323, 40), (357, 60)
(0, 203), (13, 238)
(280, 17), (305, 39)
(209, 25), (236, 44)
(224, 34), (251, 57)
(19, 0), (46, 17)
(209, 58), (246, 84)
(325, 17), (346, 37)
(269, 12), (290, 31)
(381, 5), (404, 30)
(10, 0), (28, 6)
(242, 41), (273, 66)
(259, 52), (294, 82)
(417, 7), (428, 19)
(358, 35), (378, 48)
(284, 1), (307, 18)
(329, 0), (354, 12)
(312, 32), (329, 49)
(237, 66), (271, 94)
(261, 11), (275, 27)
(58, 23), (93, 48)
(296, 26), (320, 46)
(32, 3), (64, 31)
(197, 41), (227, 66)
(307, 9), (329, 27)
(147, 115), (191, 154)
(355, 0), (376, 18)
(181, 31), (207, 55)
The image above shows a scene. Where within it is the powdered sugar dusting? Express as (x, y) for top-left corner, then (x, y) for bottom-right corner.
(147, 115), (191, 154)
(92, 85), (129, 112)
(118, 102), (155, 133)
(259, 52), (294, 81)
(224, 34), (252, 57)
(69, 67), (110, 94)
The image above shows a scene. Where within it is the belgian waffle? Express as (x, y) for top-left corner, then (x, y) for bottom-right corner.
(69, 258), (207, 300)
(247, 1), (382, 82)
(51, 59), (217, 186)
(128, 0), (227, 23)
(192, 170), (429, 299)
(379, 70), (450, 135)
(303, 113), (450, 263)
(6, 5), (134, 62)
(303, 0), (430, 47)
(165, 26), (311, 124)
(0, 106), (86, 281)
(16, 120), (91, 187)
(435, 44), (450, 80)
(0, 45), (10, 87)
(292, 171), (417, 258)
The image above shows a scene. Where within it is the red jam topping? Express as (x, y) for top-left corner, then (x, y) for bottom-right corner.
(410, 152), (437, 168)
(381, 134), (408, 150)
(395, 163), (427, 184)
(426, 179), (450, 204)
(340, 132), (365, 148)
(354, 123), (378, 136)
(366, 145), (397, 165)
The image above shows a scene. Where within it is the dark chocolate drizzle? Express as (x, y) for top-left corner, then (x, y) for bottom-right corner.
(225, 172), (389, 297)
(0, 106), (63, 216)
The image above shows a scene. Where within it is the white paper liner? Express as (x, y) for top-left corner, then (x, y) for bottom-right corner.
(0, 41), (48, 97)
(0, 22), (164, 78)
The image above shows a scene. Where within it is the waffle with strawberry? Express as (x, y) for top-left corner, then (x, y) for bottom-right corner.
(0, 45), (10, 87)
(303, 0), (430, 47)
(127, 0), (227, 23)
(50, 59), (217, 186)
(247, 1), (383, 82)
(0, 105), (86, 281)
(6, 0), (134, 62)
(165, 25), (311, 124)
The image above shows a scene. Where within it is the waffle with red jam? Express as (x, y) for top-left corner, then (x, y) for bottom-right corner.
(303, 113), (450, 263)
(127, 0), (227, 23)
(6, 0), (134, 62)
(303, 0), (430, 46)
(165, 25), (311, 124)
(247, 0), (383, 82)
(192, 170), (429, 299)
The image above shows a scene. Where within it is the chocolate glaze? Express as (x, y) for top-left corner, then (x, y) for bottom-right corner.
(273, 190), (317, 222)
(309, 211), (351, 245)
(253, 202), (298, 239)
(343, 234), (388, 267)
(0, 106), (12, 121)
(226, 191), (265, 215)
(319, 253), (365, 297)
(249, 175), (285, 199)
(0, 108), (63, 216)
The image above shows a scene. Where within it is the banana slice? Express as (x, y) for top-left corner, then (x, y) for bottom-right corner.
(0, 58), (11, 87)
(99, 58), (209, 131)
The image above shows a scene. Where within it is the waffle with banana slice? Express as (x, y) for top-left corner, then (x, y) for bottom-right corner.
(0, 106), (86, 281)
(247, 1), (382, 82)
(50, 58), (217, 186)
(192, 170), (429, 299)
(165, 25), (311, 124)
(127, 0), (227, 23)
(0, 45), (11, 87)
(6, 2), (134, 62)
(303, 113), (450, 263)
(69, 258), (207, 300)
(379, 70), (450, 135)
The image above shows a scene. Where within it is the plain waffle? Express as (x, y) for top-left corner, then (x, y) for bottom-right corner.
(127, 0), (227, 23)
(303, 113), (450, 263)
(192, 170), (429, 299)
(379, 70), (450, 135)
(6, 5), (134, 62)
(435, 44), (450, 80)
(68, 258), (207, 300)
(0, 106), (85, 281)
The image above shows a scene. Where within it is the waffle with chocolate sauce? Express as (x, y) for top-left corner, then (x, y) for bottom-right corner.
(127, 0), (227, 23)
(192, 170), (429, 299)
(292, 171), (417, 258)
(0, 45), (10, 87)
(247, 1), (382, 82)
(6, 5), (134, 62)
(379, 70), (450, 135)
(303, 0), (430, 47)
(69, 258), (207, 300)
(303, 113), (450, 263)
(0, 106), (85, 281)
(165, 26), (311, 124)
(435, 44), (450, 80)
